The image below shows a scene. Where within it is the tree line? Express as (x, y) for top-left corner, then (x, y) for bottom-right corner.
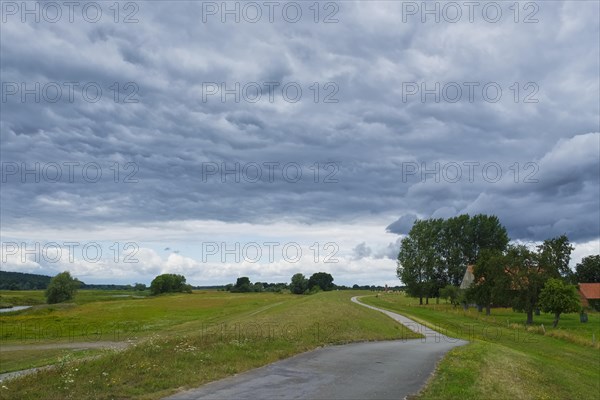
(397, 214), (600, 326)
(226, 272), (336, 294)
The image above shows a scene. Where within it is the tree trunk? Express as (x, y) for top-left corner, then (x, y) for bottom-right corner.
(553, 312), (560, 328)
(526, 309), (533, 325)
(425, 296), (429, 305)
(419, 296), (423, 305)
(486, 305), (491, 316)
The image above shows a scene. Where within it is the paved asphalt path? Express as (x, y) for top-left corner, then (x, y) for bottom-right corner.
(165, 296), (467, 400)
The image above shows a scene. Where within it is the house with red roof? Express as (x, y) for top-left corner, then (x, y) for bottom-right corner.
(578, 283), (600, 311)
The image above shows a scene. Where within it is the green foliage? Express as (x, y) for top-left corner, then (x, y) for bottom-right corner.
(252, 282), (264, 292)
(505, 245), (549, 324)
(290, 273), (309, 294)
(308, 272), (335, 291)
(133, 283), (147, 291)
(468, 249), (511, 314)
(149, 274), (192, 295)
(45, 271), (80, 304)
(0, 271), (51, 290)
(439, 285), (461, 307)
(230, 277), (252, 293)
(441, 215), (472, 285)
(539, 278), (581, 327)
(575, 255), (600, 283)
(397, 218), (445, 304)
(397, 214), (509, 304)
(537, 234), (575, 281)
(465, 214), (510, 264)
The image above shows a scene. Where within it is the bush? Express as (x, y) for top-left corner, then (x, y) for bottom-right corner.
(45, 271), (80, 304)
(439, 285), (462, 307)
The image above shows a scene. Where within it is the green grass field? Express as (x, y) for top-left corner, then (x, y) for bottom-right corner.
(0, 290), (419, 399)
(362, 293), (600, 400)
(2, 289), (598, 399)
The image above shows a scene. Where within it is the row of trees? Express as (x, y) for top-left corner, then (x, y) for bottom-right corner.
(465, 243), (584, 326)
(226, 272), (336, 295)
(397, 214), (509, 305)
(397, 214), (599, 326)
(225, 277), (288, 293)
(289, 272), (335, 294)
(224, 278), (401, 293)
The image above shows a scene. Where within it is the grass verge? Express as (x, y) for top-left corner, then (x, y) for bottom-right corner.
(362, 293), (600, 400)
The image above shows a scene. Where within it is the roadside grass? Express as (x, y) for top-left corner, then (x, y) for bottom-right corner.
(0, 348), (102, 375)
(0, 290), (420, 399)
(362, 293), (600, 400)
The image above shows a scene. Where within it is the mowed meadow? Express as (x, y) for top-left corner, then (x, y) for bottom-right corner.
(0, 290), (419, 399)
(362, 293), (600, 400)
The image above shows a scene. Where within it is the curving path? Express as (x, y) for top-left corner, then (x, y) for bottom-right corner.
(164, 296), (467, 400)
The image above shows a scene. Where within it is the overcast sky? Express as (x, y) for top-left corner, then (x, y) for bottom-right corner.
(1, 1), (599, 286)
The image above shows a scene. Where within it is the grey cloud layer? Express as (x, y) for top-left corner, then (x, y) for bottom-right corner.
(1, 1), (599, 242)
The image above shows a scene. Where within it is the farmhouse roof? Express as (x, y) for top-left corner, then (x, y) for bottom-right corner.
(579, 283), (600, 300)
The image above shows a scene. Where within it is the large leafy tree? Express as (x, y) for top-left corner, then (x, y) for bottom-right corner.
(539, 278), (581, 327)
(537, 235), (574, 281)
(465, 214), (509, 264)
(397, 232), (424, 304)
(308, 272), (335, 291)
(231, 276), (252, 293)
(45, 271), (80, 304)
(468, 249), (511, 315)
(150, 274), (192, 295)
(441, 215), (472, 285)
(505, 245), (548, 324)
(397, 219), (444, 304)
(290, 273), (309, 294)
(575, 255), (600, 283)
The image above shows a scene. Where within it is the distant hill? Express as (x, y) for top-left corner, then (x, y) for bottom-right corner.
(0, 271), (52, 290)
(0, 270), (143, 291)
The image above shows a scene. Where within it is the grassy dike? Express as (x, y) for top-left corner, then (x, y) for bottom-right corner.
(0, 290), (420, 399)
(362, 293), (600, 400)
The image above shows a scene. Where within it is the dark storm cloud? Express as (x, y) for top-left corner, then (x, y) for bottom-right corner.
(1, 1), (599, 242)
